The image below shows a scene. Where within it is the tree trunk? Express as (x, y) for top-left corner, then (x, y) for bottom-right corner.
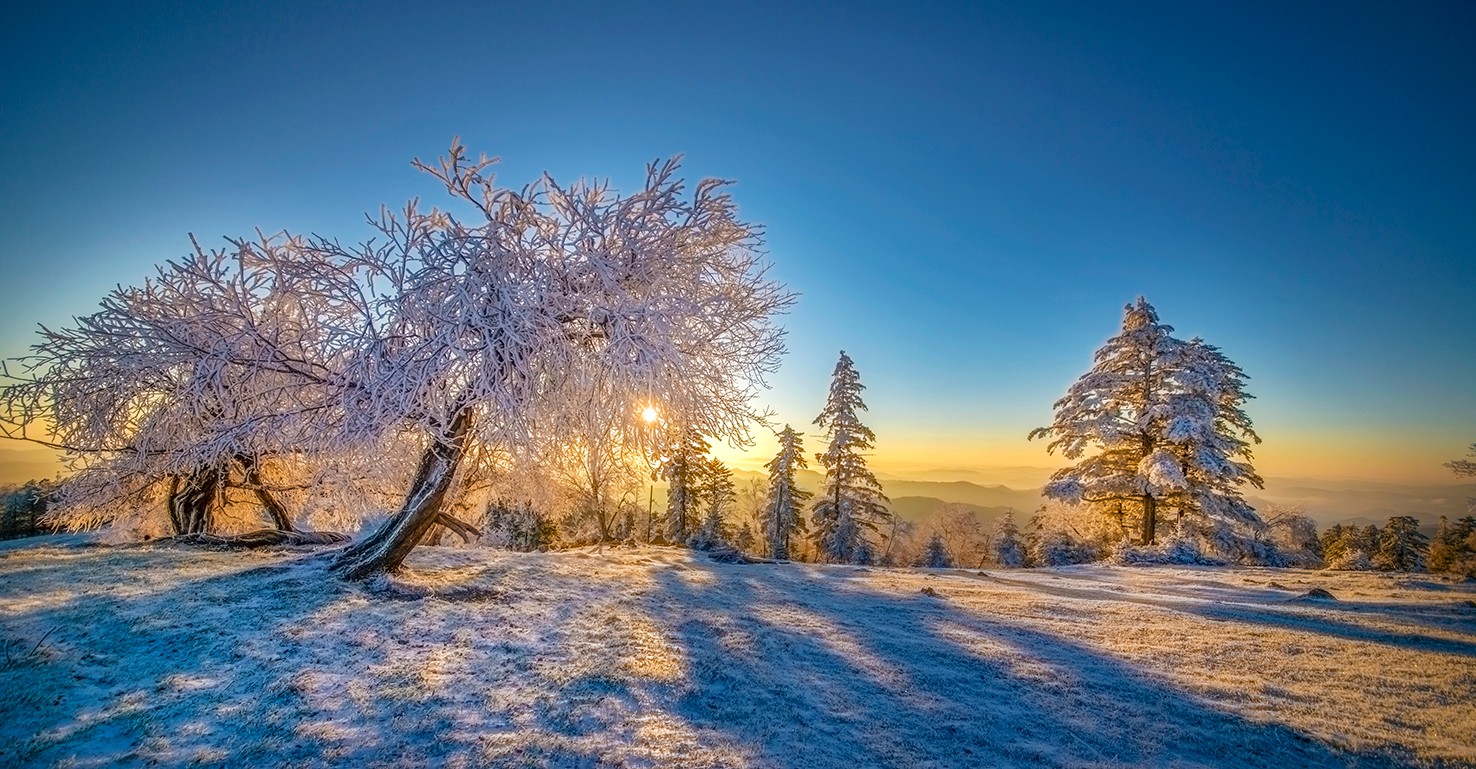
(332, 408), (475, 580)
(240, 456), (295, 531)
(1139, 494), (1157, 546)
(168, 467), (221, 535)
(1138, 428), (1158, 545)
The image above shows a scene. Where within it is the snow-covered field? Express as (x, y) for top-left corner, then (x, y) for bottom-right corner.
(1, 536), (1473, 768)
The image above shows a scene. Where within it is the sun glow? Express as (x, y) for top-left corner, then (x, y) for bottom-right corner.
(641, 406), (659, 424)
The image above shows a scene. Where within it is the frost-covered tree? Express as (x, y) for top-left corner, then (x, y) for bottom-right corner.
(761, 425), (811, 560)
(0, 237), (364, 536)
(543, 377), (648, 544)
(935, 504), (987, 568)
(810, 351), (891, 564)
(1373, 516), (1428, 572)
(325, 143), (793, 579)
(1322, 524), (1379, 571)
(918, 531), (953, 568)
(691, 458), (734, 550)
(732, 523), (757, 555)
(659, 426), (712, 545)
(993, 509), (1025, 567)
(1030, 298), (1264, 547)
(482, 499), (557, 552)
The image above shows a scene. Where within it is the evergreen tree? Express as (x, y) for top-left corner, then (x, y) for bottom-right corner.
(918, 531), (953, 568)
(762, 425), (811, 560)
(691, 458), (734, 550)
(1319, 524), (1349, 563)
(1031, 298), (1264, 546)
(810, 351), (891, 564)
(1, 480), (53, 540)
(660, 426), (711, 544)
(1443, 516), (1476, 576)
(1374, 515), (1429, 572)
(1430, 517), (1460, 572)
(732, 524), (757, 555)
(993, 509), (1026, 567)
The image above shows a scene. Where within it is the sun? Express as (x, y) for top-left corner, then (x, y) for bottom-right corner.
(641, 405), (660, 424)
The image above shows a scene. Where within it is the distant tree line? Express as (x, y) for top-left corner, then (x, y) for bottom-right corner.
(0, 479), (56, 540)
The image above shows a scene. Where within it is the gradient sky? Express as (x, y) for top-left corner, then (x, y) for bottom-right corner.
(1, 1), (1472, 485)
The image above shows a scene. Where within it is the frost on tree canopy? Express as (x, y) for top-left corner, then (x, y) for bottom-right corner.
(1031, 298), (1263, 548)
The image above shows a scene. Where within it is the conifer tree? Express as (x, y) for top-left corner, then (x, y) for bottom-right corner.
(691, 457), (734, 550)
(1374, 515), (1429, 572)
(762, 425), (811, 560)
(918, 531), (953, 568)
(810, 351), (891, 564)
(1430, 517), (1460, 572)
(660, 426), (711, 544)
(1030, 298), (1263, 546)
(993, 509), (1026, 567)
(1319, 523), (1349, 563)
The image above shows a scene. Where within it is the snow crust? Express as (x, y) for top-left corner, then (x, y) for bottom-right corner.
(2, 535), (1473, 767)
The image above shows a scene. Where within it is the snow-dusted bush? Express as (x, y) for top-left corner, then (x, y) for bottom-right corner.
(1326, 548), (1375, 571)
(483, 500), (557, 552)
(1112, 536), (1226, 566)
(1030, 529), (1102, 567)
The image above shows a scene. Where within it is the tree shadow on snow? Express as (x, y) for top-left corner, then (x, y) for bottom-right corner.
(977, 571), (1476, 658)
(622, 559), (1425, 769)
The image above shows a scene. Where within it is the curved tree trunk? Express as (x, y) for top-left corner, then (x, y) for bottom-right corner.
(168, 467), (221, 535)
(333, 408), (475, 580)
(240, 455), (295, 531)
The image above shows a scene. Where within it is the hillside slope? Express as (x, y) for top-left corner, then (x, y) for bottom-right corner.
(1, 538), (1473, 767)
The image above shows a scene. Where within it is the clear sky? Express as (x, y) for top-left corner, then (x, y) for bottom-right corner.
(1, 1), (1472, 485)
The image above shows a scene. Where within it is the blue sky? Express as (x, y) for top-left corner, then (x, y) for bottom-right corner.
(1, 1), (1472, 482)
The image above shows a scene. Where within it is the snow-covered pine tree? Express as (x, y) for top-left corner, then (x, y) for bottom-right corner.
(691, 457), (734, 550)
(1030, 298), (1264, 547)
(1374, 515), (1429, 572)
(918, 531), (953, 568)
(993, 509), (1025, 567)
(762, 425), (811, 560)
(732, 524), (757, 555)
(810, 351), (891, 564)
(660, 426), (711, 545)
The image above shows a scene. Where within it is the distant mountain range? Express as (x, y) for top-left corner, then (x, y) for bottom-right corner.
(5, 447), (1471, 533)
(0, 448), (63, 487)
(729, 466), (1475, 534)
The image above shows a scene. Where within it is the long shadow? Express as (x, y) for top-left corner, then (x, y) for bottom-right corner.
(0, 542), (640, 767)
(0, 542), (1455, 767)
(624, 559), (1425, 769)
(975, 571), (1476, 657)
(0, 541), (416, 766)
(1033, 566), (1476, 638)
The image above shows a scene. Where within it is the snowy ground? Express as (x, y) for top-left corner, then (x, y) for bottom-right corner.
(1, 536), (1473, 768)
